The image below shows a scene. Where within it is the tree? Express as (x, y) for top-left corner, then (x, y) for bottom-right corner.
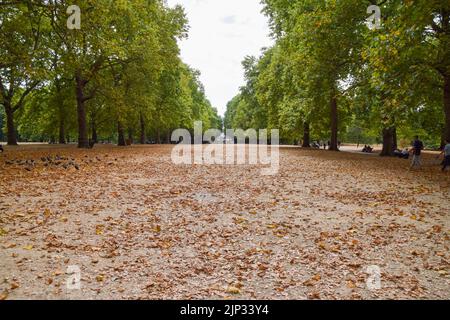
(0, 2), (48, 145)
(367, 0), (450, 146)
(225, 0), (446, 152)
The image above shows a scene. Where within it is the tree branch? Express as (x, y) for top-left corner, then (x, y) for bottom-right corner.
(12, 81), (40, 112)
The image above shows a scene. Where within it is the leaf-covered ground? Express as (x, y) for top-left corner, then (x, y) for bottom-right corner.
(0, 145), (449, 300)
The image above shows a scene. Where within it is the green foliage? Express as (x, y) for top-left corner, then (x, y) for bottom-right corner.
(1, 0), (221, 145)
(225, 0), (449, 147)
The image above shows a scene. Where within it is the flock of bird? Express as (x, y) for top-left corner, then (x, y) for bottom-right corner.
(3, 154), (80, 171)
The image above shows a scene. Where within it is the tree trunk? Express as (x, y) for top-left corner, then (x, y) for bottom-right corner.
(444, 74), (450, 143)
(75, 72), (89, 148)
(441, 129), (446, 150)
(392, 126), (398, 150)
(166, 131), (171, 144)
(140, 113), (146, 144)
(156, 128), (161, 145)
(56, 81), (66, 144)
(118, 121), (126, 146)
(91, 120), (98, 144)
(329, 96), (339, 151)
(380, 127), (395, 156)
(58, 117), (66, 144)
(4, 102), (18, 146)
(302, 121), (311, 148)
(128, 128), (133, 145)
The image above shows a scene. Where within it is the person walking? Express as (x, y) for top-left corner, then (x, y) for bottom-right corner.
(410, 136), (424, 170)
(438, 139), (450, 172)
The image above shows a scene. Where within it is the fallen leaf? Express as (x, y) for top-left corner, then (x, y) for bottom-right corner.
(10, 282), (20, 290)
(226, 286), (241, 294)
(0, 291), (8, 300)
(95, 225), (104, 235)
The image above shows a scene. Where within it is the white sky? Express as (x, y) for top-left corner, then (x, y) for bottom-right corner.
(166, 0), (274, 116)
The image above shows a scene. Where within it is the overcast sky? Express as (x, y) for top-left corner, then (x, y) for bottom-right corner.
(166, 0), (274, 116)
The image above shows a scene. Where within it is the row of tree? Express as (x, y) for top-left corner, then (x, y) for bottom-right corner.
(0, 0), (221, 148)
(225, 0), (450, 154)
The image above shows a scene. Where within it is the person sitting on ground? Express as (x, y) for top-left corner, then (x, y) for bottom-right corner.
(438, 139), (450, 172)
(401, 148), (410, 159)
(394, 148), (409, 159)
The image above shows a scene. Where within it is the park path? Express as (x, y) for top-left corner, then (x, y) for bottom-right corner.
(0, 145), (449, 299)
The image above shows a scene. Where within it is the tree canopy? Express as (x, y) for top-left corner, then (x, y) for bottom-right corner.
(225, 0), (450, 153)
(0, 0), (221, 147)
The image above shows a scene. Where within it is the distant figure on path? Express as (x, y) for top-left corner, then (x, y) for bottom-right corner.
(439, 139), (450, 172)
(410, 136), (424, 170)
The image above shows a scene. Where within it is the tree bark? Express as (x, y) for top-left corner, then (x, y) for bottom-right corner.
(91, 120), (98, 144)
(441, 129), (446, 149)
(128, 128), (133, 145)
(329, 96), (339, 151)
(392, 126), (398, 150)
(4, 101), (18, 146)
(75, 72), (89, 148)
(156, 128), (161, 145)
(118, 121), (126, 146)
(58, 117), (66, 144)
(380, 127), (395, 156)
(55, 80), (66, 144)
(165, 131), (171, 144)
(444, 74), (450, 143)
(140, 113), (146, 144)
(302, 121), (311, 148)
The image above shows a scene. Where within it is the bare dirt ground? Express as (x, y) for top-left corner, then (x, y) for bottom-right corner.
(0, 144), (449, 300)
